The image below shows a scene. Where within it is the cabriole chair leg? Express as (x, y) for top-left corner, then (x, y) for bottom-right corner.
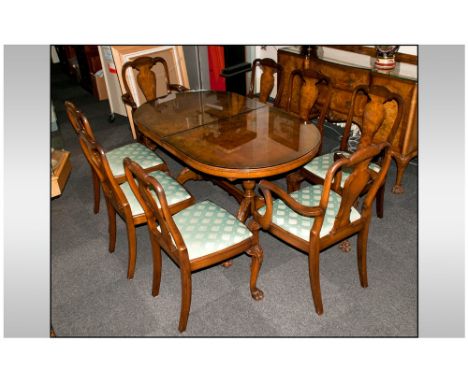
(178, 268), (192, 332)
(308, 247), (323, 315)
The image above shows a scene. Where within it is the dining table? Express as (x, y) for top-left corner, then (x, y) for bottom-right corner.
(132, 90), (322, 222)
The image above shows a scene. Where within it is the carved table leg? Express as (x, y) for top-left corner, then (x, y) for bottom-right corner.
(247, 220), (264, 300)
(223, 180), (257, 268)
(237, 180), (257, 223)
(137, 130), (158, 151)
(176, 167), (203, 185)
(286, 170), (306, 193)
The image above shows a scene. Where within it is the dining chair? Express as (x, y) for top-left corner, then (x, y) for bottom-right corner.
(78, 130), (195, 279)
(121, 56), (188, 110)
(252, 140), (393, 316)
(123, 158), (264, 332)
(286, 84), (404, 219)
(247, 58), (284, 105)
(65, 100), (167, 214)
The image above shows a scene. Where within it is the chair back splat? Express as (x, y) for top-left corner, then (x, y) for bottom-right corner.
(121, 56), (188, 110)
(287, 69), (332, 124)
(248, 58), (283, 105)
(341, 84), (404, 151)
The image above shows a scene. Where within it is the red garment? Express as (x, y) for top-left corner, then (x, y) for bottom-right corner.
(207, 46), (226, 91)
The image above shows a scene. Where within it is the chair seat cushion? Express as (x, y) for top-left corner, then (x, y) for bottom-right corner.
(172, 200), (252, 260)
(107, 143), (164, 177)
(258, 185), (361, 241)
(303, 151), (381, 187)
(120, 170), (191, 216)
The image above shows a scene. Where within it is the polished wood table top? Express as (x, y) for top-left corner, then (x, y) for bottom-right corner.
(133, 90), (322, 180)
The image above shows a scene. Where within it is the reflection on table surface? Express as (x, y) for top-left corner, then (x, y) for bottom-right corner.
(163, 106), (321, 169)
(134, 91), (266, 138)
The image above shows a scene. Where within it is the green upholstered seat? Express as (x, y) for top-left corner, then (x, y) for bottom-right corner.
(120, 170), (191, 216)
(258, 184), (361, 240)
(303, 151), (381, 187)
(170, 200), (253, 260)
(107, 143), (164, 177)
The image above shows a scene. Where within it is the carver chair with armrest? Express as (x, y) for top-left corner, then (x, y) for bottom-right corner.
(286, 68), (332, 153)
(123, 158), (264, 332)
(121, 56), (189, 110)
(65, 100), (167, 214)
(78, 130), (195, 279)
(286, 84), (404, 219)
(252, 139), (393, 315)
(247, 58), (284, 105)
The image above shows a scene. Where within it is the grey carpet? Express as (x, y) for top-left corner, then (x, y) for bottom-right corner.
(51, 65), (417, 337)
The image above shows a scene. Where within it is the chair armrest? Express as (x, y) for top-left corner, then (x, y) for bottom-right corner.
(253, 180), (323, 230)
(121, 93), (137, 109)
(168, 84), (189, 93)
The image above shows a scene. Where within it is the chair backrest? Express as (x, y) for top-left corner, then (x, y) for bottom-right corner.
(287, 68), (332, 124)
(78, 130), (128, 210)
(321, 141), (392, 235)
(248, 58), (284, 105)
(121, 56), (172, 106)
(64, 100), (96, 140)
(340, 84), (404, 152)
(123, 158), (188, 264)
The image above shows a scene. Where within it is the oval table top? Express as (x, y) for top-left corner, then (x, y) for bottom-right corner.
(133, 90), (322, 179)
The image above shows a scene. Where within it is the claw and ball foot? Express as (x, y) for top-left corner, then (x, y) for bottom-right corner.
(251, 288), (264, 300)
(339, 239), (351, 252)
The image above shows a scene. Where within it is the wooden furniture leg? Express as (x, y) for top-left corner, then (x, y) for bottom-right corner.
(176, 167), (203, 184)
(106, 198), (116, 253)
(92, 170), (100, 214)
(178, 267), (192, 333)
(247, 220), (264, 300)
(237, 180), (257, 222)
(376, 184), (385, 218)
(223, 180), (257, 268)
(357, 222), (370, 288)
(286, 170), (306, 193)
(392, 154), (413, 194)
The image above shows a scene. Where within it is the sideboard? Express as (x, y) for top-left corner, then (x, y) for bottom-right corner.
(277, 47), (417, 193)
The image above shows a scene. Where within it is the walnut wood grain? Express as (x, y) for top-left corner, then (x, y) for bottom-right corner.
(133, 90), (322, 223)
(248, 58), (283, 105)
(134, 91), (322, 179)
